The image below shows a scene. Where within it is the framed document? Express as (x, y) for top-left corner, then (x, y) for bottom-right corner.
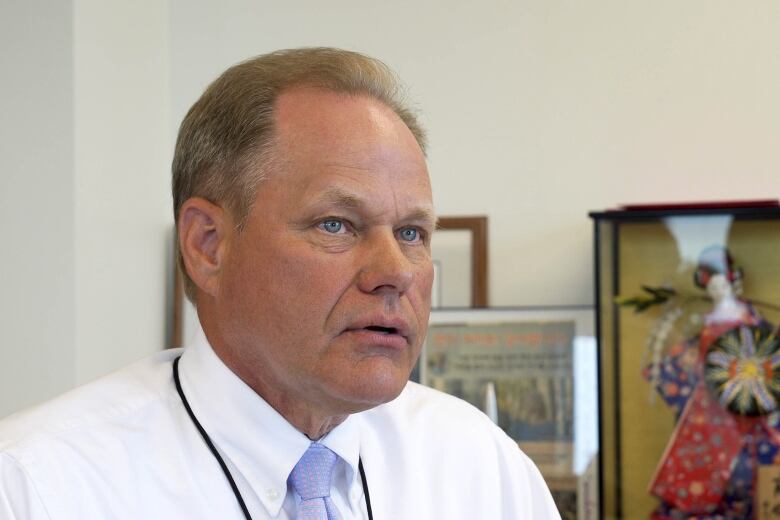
(420, 306), (598, 519)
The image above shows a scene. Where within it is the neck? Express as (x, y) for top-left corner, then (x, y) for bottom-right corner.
(247, 378), (349, 439)
(248, 375), (350, 439)
(302, 415), (349, 441)
(712, 293), (738, 308)
(199, 315), (349, 440)
(218, 349), (349, 438)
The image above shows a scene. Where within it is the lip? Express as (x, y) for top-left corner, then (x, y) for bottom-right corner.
(342, 328), (409, 350)
(341, 315), (412, 350)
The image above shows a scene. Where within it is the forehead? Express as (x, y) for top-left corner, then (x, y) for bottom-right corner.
(262, 88), (432, 215)
(273, 88), (421, 158)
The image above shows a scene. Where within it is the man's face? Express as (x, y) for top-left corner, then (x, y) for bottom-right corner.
(214, 88), (435, 416)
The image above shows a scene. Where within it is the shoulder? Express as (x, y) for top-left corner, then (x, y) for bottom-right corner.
(364, 381), (526, 464)
(375, 381), (503, 429)
(359, 383), (561, 518)
(0, 348), (182, 457)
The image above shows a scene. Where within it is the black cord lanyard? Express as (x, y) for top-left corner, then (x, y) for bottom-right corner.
(173, 356), (374, 520)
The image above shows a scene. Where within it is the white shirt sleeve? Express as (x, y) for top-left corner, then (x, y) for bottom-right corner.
(0, 453), (52, 520)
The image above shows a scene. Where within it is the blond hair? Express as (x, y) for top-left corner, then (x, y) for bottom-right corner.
(172, 47), (427, 301)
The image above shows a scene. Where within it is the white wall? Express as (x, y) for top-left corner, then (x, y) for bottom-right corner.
(73, 0), (170, 384)
(0, 1), (170, 418)
(169, 0), (780, 308)
(0, 0), (76, 417)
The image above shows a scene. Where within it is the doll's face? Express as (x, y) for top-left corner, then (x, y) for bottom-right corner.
(706, 273), (733, 304)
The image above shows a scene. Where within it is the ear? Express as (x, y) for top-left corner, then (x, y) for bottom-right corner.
(178, 197), (232, 298)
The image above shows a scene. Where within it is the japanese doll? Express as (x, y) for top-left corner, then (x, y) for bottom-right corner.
(627, 246), (780, 519)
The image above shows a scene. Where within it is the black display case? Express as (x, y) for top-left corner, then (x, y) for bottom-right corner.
(590, 204), (780, 519)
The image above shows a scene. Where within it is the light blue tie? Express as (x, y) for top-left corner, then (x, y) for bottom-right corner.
(288, 442), (342, 520)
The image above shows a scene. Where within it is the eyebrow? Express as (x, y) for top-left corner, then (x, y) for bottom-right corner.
(317, 187), (362, 209)
(316, 187), (437, 228)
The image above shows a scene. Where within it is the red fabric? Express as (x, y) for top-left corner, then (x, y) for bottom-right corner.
(648, 315), (762, 514)
(649, 382), (742, 513)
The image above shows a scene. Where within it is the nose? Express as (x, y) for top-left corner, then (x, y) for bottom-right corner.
(356, 230), (415, 296)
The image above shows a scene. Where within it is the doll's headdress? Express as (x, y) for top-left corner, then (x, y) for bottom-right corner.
(693, 245), (743, 289)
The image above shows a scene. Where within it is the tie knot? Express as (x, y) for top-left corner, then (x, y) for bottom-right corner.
(289, 442), (339, 500)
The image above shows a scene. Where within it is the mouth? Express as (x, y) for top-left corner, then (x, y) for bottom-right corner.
(342, 317), (412, 350)
(364, 325), (400, 335)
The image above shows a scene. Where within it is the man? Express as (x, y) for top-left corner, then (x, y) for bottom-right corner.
(0, 48), (560, 519)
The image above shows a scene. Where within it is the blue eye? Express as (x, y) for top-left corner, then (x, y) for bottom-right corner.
(321, 219), (343, 233)
(399, 227), (419, 242)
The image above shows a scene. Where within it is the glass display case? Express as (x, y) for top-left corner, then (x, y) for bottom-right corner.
(590, 204), (780, 519)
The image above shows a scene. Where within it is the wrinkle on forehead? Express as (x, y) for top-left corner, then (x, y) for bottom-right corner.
(314, 185), (436, 227)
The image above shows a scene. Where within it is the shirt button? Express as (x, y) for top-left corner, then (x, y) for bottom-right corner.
(351, 489), (360, 501)
(266, 488), (280, 500)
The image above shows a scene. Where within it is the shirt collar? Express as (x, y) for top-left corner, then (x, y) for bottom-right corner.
(177, 328), (362, 516)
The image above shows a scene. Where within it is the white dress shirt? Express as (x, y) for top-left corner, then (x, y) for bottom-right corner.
(0, 330), (561, 519)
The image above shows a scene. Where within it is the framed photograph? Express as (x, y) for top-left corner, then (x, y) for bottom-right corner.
(432, 216), (488, 308)
(420, 306), (599, 519)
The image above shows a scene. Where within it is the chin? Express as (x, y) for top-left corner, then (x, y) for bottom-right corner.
(335, 367), (409, 412)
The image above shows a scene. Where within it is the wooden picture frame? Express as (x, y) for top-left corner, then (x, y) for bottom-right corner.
(435, 216), (489, 308)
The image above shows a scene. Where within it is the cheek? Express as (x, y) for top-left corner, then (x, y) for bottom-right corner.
(404, 262), (434, 332)
(251, 247), (356, 320)
(414, 262), (435, 301)
(285, 252), (353, 293)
